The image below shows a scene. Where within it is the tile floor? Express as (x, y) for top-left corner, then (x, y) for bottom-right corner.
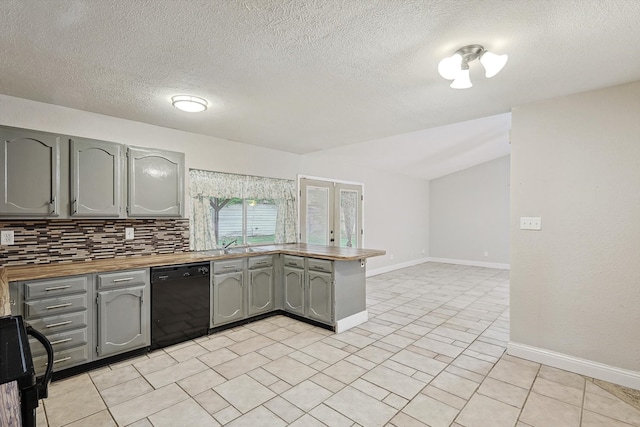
(36, 262), (640, 427)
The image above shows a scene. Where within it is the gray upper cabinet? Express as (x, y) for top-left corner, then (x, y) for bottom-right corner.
(70, 138), (123, 217)
(0, 127), (61, 216)
(127, 146), (184, 217)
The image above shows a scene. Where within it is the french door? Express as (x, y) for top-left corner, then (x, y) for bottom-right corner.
(299, 177), (363, 248)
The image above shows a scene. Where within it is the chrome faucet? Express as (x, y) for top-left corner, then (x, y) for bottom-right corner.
(223, 239), (238, 249)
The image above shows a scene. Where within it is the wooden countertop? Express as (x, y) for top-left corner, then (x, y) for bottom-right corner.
(2, 244), (385, 282)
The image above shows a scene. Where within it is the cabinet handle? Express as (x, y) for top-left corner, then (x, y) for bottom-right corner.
(286, 263), (298, 267)
(50, 338), (73, 345)
(50, 197), (57, 215)
(223, 266), (235, 269)
(255, 261), (268, 265)
(45, 285), (71, 292)
(112, 277), (134, 282)
(45, 320), (72, 328)
(51, 357), (72, 364)
(46, 303), (73, 310)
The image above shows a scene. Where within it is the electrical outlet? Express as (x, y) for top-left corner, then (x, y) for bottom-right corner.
(1, 230), (15, 245)
(520, 217), (542, 230)
(125, 227), (135, 240)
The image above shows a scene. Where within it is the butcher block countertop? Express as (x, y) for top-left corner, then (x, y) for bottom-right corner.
(2, 244), (386, 283)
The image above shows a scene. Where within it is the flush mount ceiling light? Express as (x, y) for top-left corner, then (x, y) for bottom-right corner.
(171, 95), (208, 112)
(438, 44), (508, 89)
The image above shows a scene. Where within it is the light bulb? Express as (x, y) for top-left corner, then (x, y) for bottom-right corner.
(480, 51), (508, 78)
(450, 69), (472, 89)
(437, 54), (462, 80)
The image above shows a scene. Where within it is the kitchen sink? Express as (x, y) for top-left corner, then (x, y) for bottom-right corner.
(199, 246), (272, 256)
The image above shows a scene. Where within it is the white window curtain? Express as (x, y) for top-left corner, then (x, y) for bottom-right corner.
(189, 170), (297, 250)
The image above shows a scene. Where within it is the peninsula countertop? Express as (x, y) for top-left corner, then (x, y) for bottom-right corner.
(2, 243), (386, 283)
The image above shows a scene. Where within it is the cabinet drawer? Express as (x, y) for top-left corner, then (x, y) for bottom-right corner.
(97, 269), (147, 289)
(25, 294), (87, 319)
(29, 328), (88, 356)
(248, 255), (273, 269)
(307, 258), (333, 273)
(24, 276), (88, 299)
(27, 311), (88, 335)
(283, 255), (304, 269)
(213, 259), (244, 273)
(33, 345), (90, 374)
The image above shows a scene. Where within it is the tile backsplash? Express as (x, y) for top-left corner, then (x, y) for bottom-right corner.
(0, 219), (189, 267)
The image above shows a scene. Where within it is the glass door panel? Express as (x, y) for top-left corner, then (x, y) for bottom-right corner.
(337, 188), (359, 247)
(304, 185), (331, 245)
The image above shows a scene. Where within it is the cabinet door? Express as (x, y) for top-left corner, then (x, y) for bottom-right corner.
(283, 267), (305, 316)
(307, 271), (333, 324)
(127, 146), (184, 217)
(213, 271), (245, 325)
(248, 267), (273, 316)
(0, 127), (60, 216)
(97, 285), (150, 358)
(70, 138), (122, 217)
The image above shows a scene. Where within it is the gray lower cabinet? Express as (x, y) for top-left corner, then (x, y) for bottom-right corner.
(283, 266), (305, 316)
(212, 259), (246, 326)
(307, 270), (333, 324)
(0, 126), (61, 216)
(127, 146), (184, 217)
(248, 256), (274, 316)
(96, 269), (150, 358)
(11, 275), (92, 375)
(70, 137), (123, 217)
(282, 255), (333, 325)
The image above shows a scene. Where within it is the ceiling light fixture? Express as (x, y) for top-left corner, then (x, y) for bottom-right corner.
(438, 44), (508, 89)
(171, 95), (208, 112)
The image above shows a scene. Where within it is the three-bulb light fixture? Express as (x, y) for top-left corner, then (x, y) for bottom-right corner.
(438, 44), (508, 89)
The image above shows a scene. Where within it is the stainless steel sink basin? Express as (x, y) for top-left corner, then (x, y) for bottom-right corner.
(199, 246), (272, 256)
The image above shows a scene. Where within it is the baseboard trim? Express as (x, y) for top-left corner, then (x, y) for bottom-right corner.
(429, 257), (510, 270)
(366, 258), (430, 277)
(508, 341), (640, 390)
(335, 310), (368, 333)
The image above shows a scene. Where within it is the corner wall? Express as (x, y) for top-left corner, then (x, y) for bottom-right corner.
(509, 81), (640, 387)
(429, 155), (510, 268)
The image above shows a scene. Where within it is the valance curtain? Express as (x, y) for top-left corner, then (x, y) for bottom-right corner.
(189, 170), (297, 250)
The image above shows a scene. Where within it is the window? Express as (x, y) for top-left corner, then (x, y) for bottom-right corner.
(190, 170), (297, 250)
(213, 197), (278, 247)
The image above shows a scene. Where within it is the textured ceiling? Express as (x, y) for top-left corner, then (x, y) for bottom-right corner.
(1, 1), (640, 179)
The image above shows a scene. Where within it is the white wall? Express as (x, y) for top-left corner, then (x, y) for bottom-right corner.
(509, 82), (640, 386)
(429, 155), (510, 267)
(0, 94), (429, 272)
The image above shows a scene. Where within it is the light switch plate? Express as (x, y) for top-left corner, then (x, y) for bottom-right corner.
(520, 217), (542, 230)
(125, 227), (135, 240)
(1, 230), (15, 245)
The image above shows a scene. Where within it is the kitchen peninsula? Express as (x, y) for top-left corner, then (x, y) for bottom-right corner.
(1, 244), (384, 375)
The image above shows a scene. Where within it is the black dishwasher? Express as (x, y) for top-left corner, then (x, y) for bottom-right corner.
(150, 263), (210, 349)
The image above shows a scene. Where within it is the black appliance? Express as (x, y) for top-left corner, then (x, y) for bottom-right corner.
(0, 315), (53, 427)
(150, 263), (210, 349)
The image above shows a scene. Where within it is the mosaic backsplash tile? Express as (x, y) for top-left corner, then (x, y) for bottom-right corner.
(0, 219), (189, 267)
